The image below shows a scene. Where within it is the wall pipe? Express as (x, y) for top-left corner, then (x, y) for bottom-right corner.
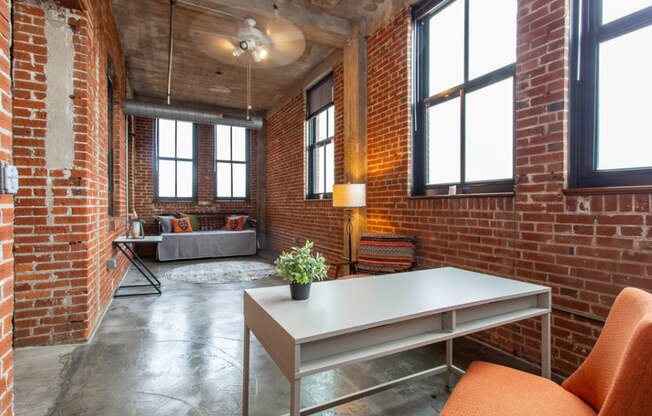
(167, 0), (176, 105)
(123, 100), (263, 130)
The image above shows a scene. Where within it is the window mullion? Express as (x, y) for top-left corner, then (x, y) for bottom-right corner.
(461, 0), (470, 188)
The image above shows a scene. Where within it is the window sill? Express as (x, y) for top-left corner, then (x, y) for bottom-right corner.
(410, 192), (515, 200)
(305, 197), (333, 202)
(563, 185), (652, 195)
(215, 199), (250, 203)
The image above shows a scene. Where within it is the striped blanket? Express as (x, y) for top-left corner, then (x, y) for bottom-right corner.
(356, 234), (417, 275)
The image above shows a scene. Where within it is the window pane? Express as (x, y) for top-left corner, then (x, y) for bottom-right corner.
(602, 0), (652, 24)
(158, 159), (175, 198)
(232, 127), (247, 162)
(216, 162), (232, 198)
(176, 121), (194, 159)
(428, 0), (464, 95)
(316, 110), (328, 142)
(428, 97), (461, 184)
(325, 142), (334, 193)
(465, 78), (514, 182)
(176, 161), (193, 198)
(215, 125), (231, 160)
(158, 119), (175, 158)
(315, 146), (325, 194)
(327, 105), (335, 138)
(233, 163), (247, 198)
(468, 0), (516, 79)
(597, 26), (652, 170)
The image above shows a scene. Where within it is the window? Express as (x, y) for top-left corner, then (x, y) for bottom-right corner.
(570, 0), (652, 188)
(306, 73), (335, 198)
(155, 119), (196, 200)
(413, 0), (517, 195)
(215, 125), (248, 199)
(107, 75), (115, 216)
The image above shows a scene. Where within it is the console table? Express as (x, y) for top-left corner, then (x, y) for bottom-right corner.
(113, 236), (163, 297)
(242, 267), (551, 415)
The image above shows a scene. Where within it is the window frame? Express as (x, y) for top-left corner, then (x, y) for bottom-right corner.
(412, 0), (516, 196)
(153, 119), (197, 202)
(570, 0), (652, 188)
(107, 74), (116, 216)
(306, 73), (335, 200)
(214, 125), (250, 201)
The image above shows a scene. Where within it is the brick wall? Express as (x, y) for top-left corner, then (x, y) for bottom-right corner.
(265, 62), (344, 269)
(12, 0), (130, 346)
(265, 1), (652, 377)
(130, 116), (258, 255)
(0, 0), (12, 413)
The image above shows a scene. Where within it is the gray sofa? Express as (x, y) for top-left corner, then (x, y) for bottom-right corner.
(155, 213), (257, 262)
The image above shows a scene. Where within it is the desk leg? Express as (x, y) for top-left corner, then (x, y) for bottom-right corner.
(290, 379), (301, 416)
(541, 312), (551, 379)
(243, 325), (250, 416)
(445, 339), (453, 390)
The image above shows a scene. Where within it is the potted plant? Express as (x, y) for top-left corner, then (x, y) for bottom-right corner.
(274, 241), (329, 300)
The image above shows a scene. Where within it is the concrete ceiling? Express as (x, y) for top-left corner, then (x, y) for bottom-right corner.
(110, 0), (387, 113)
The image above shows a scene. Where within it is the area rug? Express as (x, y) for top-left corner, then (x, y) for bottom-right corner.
(163, 260), (278, 284)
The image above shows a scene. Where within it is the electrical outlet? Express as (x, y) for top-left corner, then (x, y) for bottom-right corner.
(0, 162), (19, 194)
(107, 258), (117, 270)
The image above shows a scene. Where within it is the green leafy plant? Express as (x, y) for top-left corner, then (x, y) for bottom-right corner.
(274, 241), (329, 284)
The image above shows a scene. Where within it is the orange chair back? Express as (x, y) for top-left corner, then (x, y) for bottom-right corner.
(562, 287), (652, 415)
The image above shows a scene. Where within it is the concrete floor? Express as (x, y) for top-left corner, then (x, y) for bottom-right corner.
(15, 255), (541, 416)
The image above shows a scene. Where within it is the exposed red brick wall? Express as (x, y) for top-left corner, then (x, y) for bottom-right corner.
(130, 116), (258, 252)
(0, 0), (13, 413)
(265, 62), (344, 269)
(12, 0), (129, 346)
(265, 1), (651, 377)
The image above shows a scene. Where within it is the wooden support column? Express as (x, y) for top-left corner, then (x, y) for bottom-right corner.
(342, 20), (368, 264)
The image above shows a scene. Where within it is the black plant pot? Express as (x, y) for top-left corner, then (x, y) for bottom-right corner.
(290, 282), (311, 300)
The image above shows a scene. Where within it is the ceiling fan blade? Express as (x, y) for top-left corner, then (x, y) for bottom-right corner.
(265, 19), (306, 66)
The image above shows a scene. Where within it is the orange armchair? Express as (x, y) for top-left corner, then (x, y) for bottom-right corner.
(440, 287), (652, 416)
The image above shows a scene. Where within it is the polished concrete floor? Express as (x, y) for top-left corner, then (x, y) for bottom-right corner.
(15, 255), (541, 416)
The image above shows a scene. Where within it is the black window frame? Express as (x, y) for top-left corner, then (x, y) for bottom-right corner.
(413, 0), (516, 196)
(107, 74), (116, 216)
(153, 119), (197, 202)
(570, 1), (652, 188)
(214, 125), (250, 201)
(306, 73), (335, 200)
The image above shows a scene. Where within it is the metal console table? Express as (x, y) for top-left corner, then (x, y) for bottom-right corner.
(113, 236), (163, 297)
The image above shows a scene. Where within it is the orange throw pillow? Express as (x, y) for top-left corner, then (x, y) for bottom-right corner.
(170, 217), (193, 233)
(225, 215), (245, 231)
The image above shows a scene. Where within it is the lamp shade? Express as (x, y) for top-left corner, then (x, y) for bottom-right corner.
(332, 184), (366, 208)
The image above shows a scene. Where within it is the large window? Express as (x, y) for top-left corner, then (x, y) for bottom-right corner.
(413, 0), (516, 195)
(155, 119), (196, 200)
(215, 125), (248, 199)
(306, 73), (335, 198)
(570, 0), (652, 188)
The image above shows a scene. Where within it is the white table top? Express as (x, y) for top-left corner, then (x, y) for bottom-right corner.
(245, 267), (550, 343)
(114, 236), (163, 243)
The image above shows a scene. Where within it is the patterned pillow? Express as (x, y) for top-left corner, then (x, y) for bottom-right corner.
(225, 215), (246, 231)
(356, 234), (417, 275)
(179, 213), (199, 232)
(170, 217), (193, 233)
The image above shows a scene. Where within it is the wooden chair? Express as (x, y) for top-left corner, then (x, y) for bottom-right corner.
(440, 287), (652, 416)
(336, 233), (417, 279)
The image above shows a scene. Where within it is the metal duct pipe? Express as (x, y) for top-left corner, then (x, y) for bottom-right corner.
(123, 100), (264, 130)
(167, 0), (176, 105)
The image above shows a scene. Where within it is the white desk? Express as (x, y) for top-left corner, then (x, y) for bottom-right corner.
(242, 267), (551, 415)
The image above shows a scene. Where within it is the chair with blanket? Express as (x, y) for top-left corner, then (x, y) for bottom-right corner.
(336, 233), (417, 279)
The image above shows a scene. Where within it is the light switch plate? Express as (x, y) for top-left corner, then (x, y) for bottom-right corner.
(0, 162), (19, 194)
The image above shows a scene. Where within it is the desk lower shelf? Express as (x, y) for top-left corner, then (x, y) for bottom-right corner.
(298, 307), (548, 377)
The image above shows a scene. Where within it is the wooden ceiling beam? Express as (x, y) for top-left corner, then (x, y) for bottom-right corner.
(196, 0), (352, 47)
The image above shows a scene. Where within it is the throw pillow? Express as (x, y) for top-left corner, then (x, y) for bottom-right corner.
(171, 217), (193, 233)
(180, 213), (199, 231)
(154, 215), (176, 234)
(225, 215), (245, 231)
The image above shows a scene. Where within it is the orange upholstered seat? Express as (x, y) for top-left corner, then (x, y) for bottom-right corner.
(440, 361), (597, 416)
(441, 288), (652, 416)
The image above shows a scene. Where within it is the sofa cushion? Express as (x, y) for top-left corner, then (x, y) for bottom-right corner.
(226, 215), (246, 231)
(154, 215), (176, 234)
(171, 217), (193, 233)
(180, 213), (200, 231)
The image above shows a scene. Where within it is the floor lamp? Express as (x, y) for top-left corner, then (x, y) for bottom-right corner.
(333, 184), (366, 262)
